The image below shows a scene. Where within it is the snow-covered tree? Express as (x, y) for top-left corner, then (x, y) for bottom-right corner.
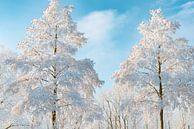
(113, 9), (194, 129)
(99, 88), (142, 129)
(8, 0), (103, 128)
(0, 47), (15, 106)
(90, 85), (145, 129)
(0, 47), (14, 127)
(60, 101), (103, 129)
(0, 47), (30, 129)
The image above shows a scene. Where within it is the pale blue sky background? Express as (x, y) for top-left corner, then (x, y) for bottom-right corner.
(0, 0), (194, 94)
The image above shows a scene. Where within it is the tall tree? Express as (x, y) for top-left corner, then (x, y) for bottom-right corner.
(9, 0), (103, 128)
(113, 9), (194, 129)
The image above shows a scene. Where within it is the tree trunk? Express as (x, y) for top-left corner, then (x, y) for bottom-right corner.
(52, 87), (57, 129)
(52, 26), (58, 129)
(168, 120), (170, 129)
(160, 109), (164, 129)
(52, 110), (57, 129)
(157, 46), (164, 129)
(145, 124), (148, 129)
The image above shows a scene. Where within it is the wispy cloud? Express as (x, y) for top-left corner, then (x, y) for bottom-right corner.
(77, 10), (136, 92)
(77, 10), (128, 44)
(174, 1), (194, 20)
(154, 0), (180, 8)
(181, 1), (194, 9)
(77, 10), (132, 63)
(170, 1), (194, 44)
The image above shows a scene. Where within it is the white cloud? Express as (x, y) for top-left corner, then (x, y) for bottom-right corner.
(154, 0), (180, 8)
(77, 10), (128, 44)
(170, 1), (194, 44)
(173, 1), (194, 20)
(77, 10), (131, 64)
(181, 1), (194, 9)
(76, 10), (133, 92)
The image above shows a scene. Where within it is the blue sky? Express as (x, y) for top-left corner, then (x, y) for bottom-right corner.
(0, 0), (194, 94)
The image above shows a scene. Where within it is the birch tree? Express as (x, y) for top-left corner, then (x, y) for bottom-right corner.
(113, 9), (194, 129)
(8, 0), (103, 128)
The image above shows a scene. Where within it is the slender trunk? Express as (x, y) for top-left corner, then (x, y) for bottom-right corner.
(145, 124), (148, 129)
(123, 116), (127, 129)
(159, 109), (164, 129)
(118, 115), (121, 129)
(106, 100), (114, 129)
(52, 26), (58, 129)
(168, 120), (170, 129)
(157, 45), (164, 129)
(133, 118), (137, 129)
(52, 88), (57, 129)
(52, 110), (57, 129)
(115, 115), (117, 129)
